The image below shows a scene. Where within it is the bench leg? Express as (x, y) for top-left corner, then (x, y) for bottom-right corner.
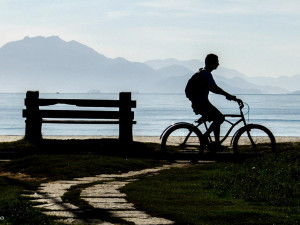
(119, 92), (133, 145)
(25, 118), (42, 142)
(119, 122), (133, 144)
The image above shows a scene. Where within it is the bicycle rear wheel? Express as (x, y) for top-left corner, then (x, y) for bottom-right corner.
(161, 123), (202, 161)
(233, 124), (276, 154)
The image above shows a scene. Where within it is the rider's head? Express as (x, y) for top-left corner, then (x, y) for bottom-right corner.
(205, 54), (219, 71)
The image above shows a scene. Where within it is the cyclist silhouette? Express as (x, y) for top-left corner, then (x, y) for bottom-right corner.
(188, 54), (242, 150)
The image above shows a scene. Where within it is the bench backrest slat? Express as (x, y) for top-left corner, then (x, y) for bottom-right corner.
(23, 109), (134, 119)
(35, 99), (136, 108)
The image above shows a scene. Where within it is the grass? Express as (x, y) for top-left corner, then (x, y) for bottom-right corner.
(0, 139), (299, 224)
(122, 143), (300, 225)
(210, 146), (299, 207)
(0, 177), (61, 225)
(0, 138), (163, 180)
(2, 154), (162, 181)
(0, 138), (162, 224)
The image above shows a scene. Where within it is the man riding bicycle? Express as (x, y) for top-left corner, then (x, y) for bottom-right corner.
(186, 53), (242, 151)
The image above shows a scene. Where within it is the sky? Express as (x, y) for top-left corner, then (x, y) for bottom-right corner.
(0, 0), (299, 78)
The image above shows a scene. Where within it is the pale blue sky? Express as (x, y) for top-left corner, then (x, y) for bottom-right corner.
(0, 0), (299, 77)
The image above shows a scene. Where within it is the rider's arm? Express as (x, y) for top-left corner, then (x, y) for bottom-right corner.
(210, 84), (237, 100)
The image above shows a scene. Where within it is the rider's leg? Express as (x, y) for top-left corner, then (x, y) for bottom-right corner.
(213, 122), (228, 150)
(213, 123), (221, 144)
(192, 100), (224, 147)
(204, 117), (224, 142)
(203, 104), (225, 144)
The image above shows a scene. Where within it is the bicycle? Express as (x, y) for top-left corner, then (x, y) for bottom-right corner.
(160, 100), (276, 161)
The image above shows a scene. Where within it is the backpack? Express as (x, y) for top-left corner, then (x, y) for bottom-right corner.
(185, 69), (202, 100)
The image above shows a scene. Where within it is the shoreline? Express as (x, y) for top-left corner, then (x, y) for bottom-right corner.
(1, 135), (300, 144)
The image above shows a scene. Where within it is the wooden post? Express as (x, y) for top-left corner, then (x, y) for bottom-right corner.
(24, 91), (42, 142)
(119, 92), (133, 144)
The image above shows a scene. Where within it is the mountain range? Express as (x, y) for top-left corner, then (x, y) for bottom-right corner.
(0, 36), (298, 94)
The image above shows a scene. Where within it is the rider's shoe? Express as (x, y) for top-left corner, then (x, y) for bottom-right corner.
(200, 135), (209, 145)
(199, 136), (208, 154)
(218, 145), (229, 152)
(190, 157), (199, 164)
(208, 142), (229, 152)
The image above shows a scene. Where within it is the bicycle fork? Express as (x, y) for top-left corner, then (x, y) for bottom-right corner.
(241, 114), (256, 148)
(246, 129), (256, 148)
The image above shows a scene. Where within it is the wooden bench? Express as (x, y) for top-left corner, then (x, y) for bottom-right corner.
(23, 91), (136, 143)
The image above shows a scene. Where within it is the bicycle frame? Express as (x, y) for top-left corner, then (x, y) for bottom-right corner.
(160, 101), (257, 148)
(160, 101), (275, 154)
(195, 103), (250, 146)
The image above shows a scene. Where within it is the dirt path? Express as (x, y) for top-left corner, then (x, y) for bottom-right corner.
(22, 163), (193, 224)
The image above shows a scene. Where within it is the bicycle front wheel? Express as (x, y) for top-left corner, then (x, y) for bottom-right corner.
(233, 124), (276, 154)
(161, 123), (203, 161)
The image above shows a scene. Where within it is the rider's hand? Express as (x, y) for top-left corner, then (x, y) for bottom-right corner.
(236, 98), (244, 108)
(226, 95), (243, 107)
(226, 95), (237, 101)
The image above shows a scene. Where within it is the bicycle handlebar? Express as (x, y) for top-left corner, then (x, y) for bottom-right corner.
(236, 98), (244, 109)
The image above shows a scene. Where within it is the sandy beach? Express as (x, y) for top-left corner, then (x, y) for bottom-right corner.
(1, 135), (300, 144)
(0, 135), (162, 143)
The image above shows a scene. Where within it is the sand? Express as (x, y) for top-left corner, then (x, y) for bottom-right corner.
(0, 135), (161, 143)
(1, 135), (300, 143)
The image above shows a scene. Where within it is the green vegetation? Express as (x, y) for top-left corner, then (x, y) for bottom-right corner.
(0, 177), (60, 225)
(0, 138), (162, 224)
(0, 138), (162, 181)
(3, 154), (162, 181)
(122, 143), (300, 225)
(0, 139), (299, 224)
(211, 147), (299, 207)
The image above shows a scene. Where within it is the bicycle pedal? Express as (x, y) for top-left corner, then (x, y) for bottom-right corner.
(207, 143), (228, 152)
(190, 158), (199, 163)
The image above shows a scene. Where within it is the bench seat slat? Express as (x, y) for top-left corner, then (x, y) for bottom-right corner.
(23, 109), (134, 120)
(42, 119), (136, 124)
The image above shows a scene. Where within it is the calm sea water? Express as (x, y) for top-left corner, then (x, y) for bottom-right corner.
(0, 93), (299, 137)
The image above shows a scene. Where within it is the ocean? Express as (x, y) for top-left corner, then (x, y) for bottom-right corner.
(0, 93), (299, 137)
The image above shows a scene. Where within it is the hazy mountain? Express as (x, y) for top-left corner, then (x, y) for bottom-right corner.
(0, 36), (159, 92)
(215, 75), (288, 94)
(148, 74), (262, 94)
(289, 90), (300, 94)
(0, 36), (294, 94)
(145, 58), (247, 79)
(157, 64), (193, 78)
(248, 75), (300, 92)
(145, 58), (203, 71)
(145, 59), (288, 94)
